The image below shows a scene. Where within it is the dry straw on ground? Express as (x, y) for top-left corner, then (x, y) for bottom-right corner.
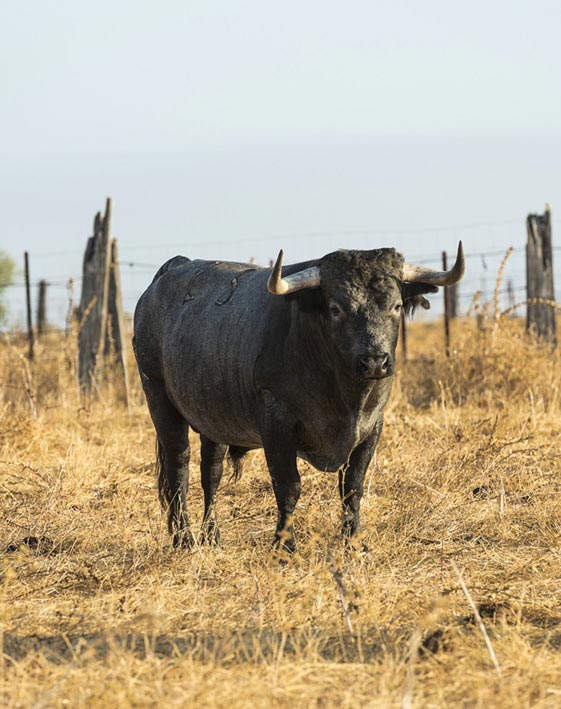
(2, 288), (561, 707)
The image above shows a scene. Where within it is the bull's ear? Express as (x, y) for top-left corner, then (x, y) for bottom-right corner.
(402, 283), (438, 316)
(286, 287), (323, 314)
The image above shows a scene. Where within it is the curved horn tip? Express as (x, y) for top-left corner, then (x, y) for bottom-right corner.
(402, 240), (466, 285)
(456, 240), (466, 277)
(268, 249), (287, 295)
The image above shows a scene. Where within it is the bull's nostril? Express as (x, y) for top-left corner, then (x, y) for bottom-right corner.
(359, 357), (370, 372)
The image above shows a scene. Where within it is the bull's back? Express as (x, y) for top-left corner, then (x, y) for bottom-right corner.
(134, 258), (270, 447)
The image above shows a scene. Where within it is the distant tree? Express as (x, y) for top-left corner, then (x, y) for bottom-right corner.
(0, 251), (16, 324)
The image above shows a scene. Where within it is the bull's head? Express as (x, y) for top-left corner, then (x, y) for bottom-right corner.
(267, 243), (465, 381)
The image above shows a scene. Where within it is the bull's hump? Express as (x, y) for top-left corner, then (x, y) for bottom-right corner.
(151, 255), (191, 284)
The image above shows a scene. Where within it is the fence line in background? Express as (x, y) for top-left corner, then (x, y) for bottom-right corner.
(5, 239), (561, 291)
(3, 204), (557, 358)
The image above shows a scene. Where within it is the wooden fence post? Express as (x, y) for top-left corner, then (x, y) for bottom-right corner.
(400, 309), (408, 362)
(526, 204), (556, 346)
(105, 239), (130, 406)
(66, 278), (74, 337)
(507, 280), (515, 311)
(78, 198), (113, 395)
(442, 251), (451, 357)
(77, 198), (129, 405)
(24, 252), (34, 360)
(37, 280), (47, 336)
(449, 283), (458, 319)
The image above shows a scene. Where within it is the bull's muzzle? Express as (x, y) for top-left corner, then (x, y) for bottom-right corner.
(358, 352), (393, 380)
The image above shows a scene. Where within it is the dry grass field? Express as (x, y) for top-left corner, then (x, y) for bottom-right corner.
(2, 298), (561, 707)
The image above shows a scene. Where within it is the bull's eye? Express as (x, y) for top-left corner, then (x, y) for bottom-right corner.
(329, 302), (344, 320)
(394, 303), (402, 314)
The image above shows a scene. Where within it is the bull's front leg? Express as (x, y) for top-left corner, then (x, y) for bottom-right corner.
(339, 415), (384, 541)
(257, 390), (301, 553)
(270, 470), (301, 553)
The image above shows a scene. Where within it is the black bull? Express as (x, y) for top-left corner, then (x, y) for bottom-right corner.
(133, 245), (464, 550)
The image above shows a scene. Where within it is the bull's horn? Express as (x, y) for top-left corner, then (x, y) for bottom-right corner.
(402, 241), (465, 286)
(268, 250), (321, 295)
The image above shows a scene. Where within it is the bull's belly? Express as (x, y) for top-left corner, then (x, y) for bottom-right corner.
(166, 370), (262, 448)
(182, 413), (355, 470)
(297, 450), (348, 473)
(180, 411), (360, 471)
(179, 410), (262, 449)
(170, 382), (380, 471)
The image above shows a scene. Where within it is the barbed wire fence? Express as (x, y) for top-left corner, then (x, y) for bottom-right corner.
(0, 247), (538, 318)
(2, 209), (558, 357)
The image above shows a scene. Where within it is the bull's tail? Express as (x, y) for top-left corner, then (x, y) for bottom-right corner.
(155, 437), (174, 533)
(228, 445), (249, 482)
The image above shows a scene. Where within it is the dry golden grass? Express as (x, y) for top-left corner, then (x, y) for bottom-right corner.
(2, 305), (561, 707)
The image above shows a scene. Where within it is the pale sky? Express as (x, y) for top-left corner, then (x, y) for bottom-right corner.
(2, 1), (561, 325)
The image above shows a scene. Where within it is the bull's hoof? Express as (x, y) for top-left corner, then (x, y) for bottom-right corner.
(273, 533), (296, 554)
(342, 532), (370, 554)
(172, 528), (196, 549)
(199, 526), (221, 547)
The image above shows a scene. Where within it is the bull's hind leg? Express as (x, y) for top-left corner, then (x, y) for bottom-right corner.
(199, 435), (227, 545)
(144, 384), (194, 548)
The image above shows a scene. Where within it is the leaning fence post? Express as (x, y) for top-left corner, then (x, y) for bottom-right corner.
(24, 251), (34, 360)
(526, 204), (556, 347)
(442, 251), (451, 357)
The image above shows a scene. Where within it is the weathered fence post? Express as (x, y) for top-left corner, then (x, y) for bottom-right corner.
(526, 204), (556, 346)
(77, 198), (129, 405)
(77, 198), (114, 395)
(37, 279), (47, 336)
(66, 278), (74, 337)
(442, 251), (451, 357)
(105, 239), (130, 405)
(449, 283), (458, 319)
(24, 251), (34, 360)
(507, 280), (515, 311)
(400, 309), (408, 362)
